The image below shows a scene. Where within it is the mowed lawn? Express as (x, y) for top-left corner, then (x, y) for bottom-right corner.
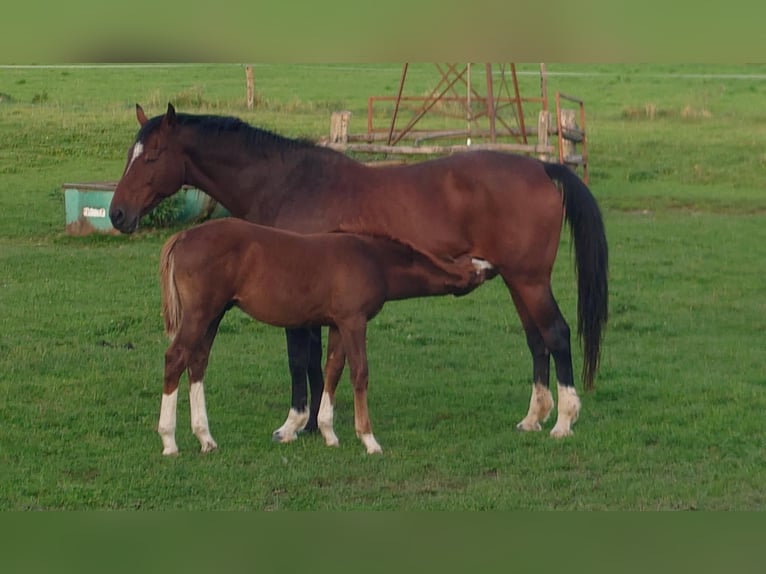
(0, 64), (764, 510)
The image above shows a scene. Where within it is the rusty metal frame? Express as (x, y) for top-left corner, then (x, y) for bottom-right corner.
(325, 63), (588, 179)
(370, 63), (547, 147)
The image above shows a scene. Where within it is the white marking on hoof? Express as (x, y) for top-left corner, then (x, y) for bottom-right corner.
(516, 382), (554, 432)
(360, 433), (382, 454)
(199, 437), (219, 454)
(550, 383), (581, 438)
(272, 408), (309, 443)
(189, 381), (218, 453)
(158, 388), (179, 455)
(516, 419), (542, 432)
(317, 392), (339, 447)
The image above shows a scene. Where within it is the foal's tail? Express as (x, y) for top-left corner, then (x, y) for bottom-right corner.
(159, 233), (183, 340)
(544, 162), (609, 390)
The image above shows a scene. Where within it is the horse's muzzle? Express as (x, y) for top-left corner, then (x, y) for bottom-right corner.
(109, 208), (139, 234)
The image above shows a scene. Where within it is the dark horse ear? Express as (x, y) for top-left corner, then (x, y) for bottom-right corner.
(163, 103), (177, 128)
(136, 104), (148, 126)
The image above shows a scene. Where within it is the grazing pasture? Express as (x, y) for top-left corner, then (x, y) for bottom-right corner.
(0, 64), (765, 510)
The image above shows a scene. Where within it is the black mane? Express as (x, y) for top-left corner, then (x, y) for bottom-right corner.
(137, 112), (317, 155)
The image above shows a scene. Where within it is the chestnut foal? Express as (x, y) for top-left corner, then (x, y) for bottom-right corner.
(158, 218), (493, 455)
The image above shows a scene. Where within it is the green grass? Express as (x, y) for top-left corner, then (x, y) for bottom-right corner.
(1, 64), (765, 510)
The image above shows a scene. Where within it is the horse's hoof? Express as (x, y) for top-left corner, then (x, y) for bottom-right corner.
(302, 421), (319, 434)
(360, 433), (382, 454)
(272, 430), (297, 443)
(515, 421), (542, 432)
(321, 429), (340, 447)
(550, 427), (573, 439)
(200, 441), (218, 454)
(162, 447), (179, 456)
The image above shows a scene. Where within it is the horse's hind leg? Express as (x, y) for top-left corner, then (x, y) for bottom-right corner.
(186, 312), (225, 454)
(510, 290), (555, 432)
(338, 319), (382, 455)
(159, 338), (192, 456)
(305, 325), (325, 432)
(318, 325), (346, 448)
(273, 327), (312, 443)
(159, 314), (218, 455)
(508, 280), (580, 438)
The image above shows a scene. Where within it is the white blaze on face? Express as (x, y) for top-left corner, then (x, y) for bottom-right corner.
(125, 141), (144, 174)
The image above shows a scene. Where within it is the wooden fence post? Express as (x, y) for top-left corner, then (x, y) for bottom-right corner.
(560, 108), (577, 162)
(537, 110), (550, 161)
(245, 65), (255, 110)
(330, 110), (352, 143)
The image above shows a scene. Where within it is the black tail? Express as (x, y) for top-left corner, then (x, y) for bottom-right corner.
(544, 162), (608, 390)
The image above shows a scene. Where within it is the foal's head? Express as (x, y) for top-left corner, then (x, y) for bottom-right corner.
(109, 103), (186, 233)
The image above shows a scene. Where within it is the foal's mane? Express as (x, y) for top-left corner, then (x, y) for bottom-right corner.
(138, 112), (319, 156)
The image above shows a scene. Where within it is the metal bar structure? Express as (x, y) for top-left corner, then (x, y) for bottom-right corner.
(322, 63), (589, 180)
(375, 64), (543, 146)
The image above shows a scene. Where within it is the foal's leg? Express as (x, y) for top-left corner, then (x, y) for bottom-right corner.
(159, 340), (190, 456)
(511, 280), (580, 438)
(338, 319), (382, 454)
(273, 327), (312, 442)
(317, 325), (346, 448)
(186, 312), (225, 453)
(510, 289), (555, 432)
(158, 318), (213, 455)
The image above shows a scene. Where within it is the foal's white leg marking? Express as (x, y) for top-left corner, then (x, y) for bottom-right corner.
(189, 381), (218, 453)
(272, 408), (309, 443)
(516, 382), (555, 432)
(158, 388), (179, 456)
(360, 433), (382, 455)
(550, 383), (581, 438)
(125, 141), (144, 174)
(317, 391), (339, 447)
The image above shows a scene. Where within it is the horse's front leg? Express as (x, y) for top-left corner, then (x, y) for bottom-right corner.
(273, 327), (311, 443)
(318, 325), (346, 448)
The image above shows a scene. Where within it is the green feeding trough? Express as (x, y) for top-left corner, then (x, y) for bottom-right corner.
(63, 182), (229, 235)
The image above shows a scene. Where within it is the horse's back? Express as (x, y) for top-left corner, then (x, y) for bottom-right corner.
(331, 151), (565, 265)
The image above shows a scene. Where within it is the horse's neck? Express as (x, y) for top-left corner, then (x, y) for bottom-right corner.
(181, 136), (320, 222)
(182, 132), (353, 223)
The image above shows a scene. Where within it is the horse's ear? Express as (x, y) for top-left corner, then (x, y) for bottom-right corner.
(164, 103), (177, 127)
(136, 104), (148, 126)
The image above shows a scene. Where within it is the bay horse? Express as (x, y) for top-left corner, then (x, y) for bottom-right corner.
(158, 217), (492, 455)
(110, 103), (608, 439)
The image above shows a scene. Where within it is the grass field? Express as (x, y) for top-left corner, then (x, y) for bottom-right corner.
(0, 63), (764, 510)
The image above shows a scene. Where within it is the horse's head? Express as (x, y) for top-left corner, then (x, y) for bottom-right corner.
(109, 103), (186, 233)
